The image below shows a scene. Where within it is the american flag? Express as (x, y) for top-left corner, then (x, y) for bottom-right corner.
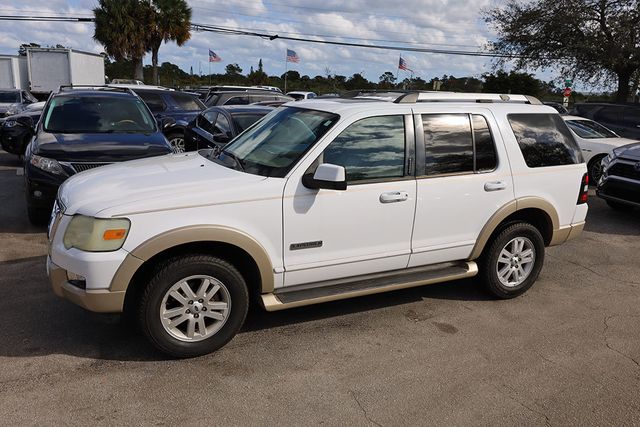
(398, 55), (412, 72)
(209, 50), (222, 62)
(286, 49), (300, 63)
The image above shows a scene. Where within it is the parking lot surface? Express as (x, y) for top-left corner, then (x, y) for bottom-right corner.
(1, 149), (639, 426)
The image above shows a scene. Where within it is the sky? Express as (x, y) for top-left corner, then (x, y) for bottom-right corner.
(0, 0), (570, 87)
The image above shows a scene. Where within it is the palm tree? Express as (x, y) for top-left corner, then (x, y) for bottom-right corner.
(148, 0), (192, 85)
(93, 0), (152, 81)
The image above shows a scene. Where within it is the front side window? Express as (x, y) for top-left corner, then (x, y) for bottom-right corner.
(323, 115), (405, 182)
(508, 113), (582, 168)
(566, 119), (618, 139)
(218, 107), (339, 177)
(43, 95), (156, 133)
(214, 114), (231, 135)
(233, 113), (267, 132)
(137, 92), (166, 113)
(198, 110), (217, 134)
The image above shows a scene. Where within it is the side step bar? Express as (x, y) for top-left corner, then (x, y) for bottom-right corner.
(261, 261), (478, 312)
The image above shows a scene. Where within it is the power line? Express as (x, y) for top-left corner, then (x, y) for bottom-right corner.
(0, 13), (527, 59)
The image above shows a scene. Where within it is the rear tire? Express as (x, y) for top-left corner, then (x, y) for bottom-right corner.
(138, 254), (249, 358)
(480, 222), (545, 299)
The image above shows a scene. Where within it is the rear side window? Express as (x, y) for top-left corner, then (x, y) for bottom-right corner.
(508, 114), (582, 168)
(137, 92), (166, 113)
(171, 93), (203, 111)
(421, 114), (497, 176)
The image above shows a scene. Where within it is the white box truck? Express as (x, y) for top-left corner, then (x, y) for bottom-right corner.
(25, 48), (105, 95)
(0, 55), (28, 89)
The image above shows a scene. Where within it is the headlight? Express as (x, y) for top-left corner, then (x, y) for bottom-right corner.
(30, 155), (67, 175)
(3, 120), (17, 128)
(63, 215), (130, 252)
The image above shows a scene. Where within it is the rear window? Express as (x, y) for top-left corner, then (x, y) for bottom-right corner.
(0, 92), (19, 103)
(508, 114), (582, 168)
(43, 95), (156, 133)
(170, 93), (204, 111)
(566, 119), (617, 139)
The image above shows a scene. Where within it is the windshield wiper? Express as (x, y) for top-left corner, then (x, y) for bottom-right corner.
(220, 149), (245, 171)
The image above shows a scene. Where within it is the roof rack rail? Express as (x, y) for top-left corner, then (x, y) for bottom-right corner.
(340, 90), (541, 105)
(56, 85), (135, 95)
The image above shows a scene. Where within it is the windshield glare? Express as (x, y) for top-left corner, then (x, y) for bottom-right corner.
(566, 119), (618, 139)
(218, 106), (339, 177)
(43, 96), (156, 133)
(0, 92), (20, 103)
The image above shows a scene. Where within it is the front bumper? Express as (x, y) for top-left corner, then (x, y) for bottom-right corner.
(597, 176), (640, 208)
(47, 256), (126, 313)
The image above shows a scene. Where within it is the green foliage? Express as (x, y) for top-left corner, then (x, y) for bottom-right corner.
(484, 0), (640, 102)
(148, 0), (192, 84)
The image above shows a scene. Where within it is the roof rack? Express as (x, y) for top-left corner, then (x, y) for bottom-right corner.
(340, 90), (541, 105)
(56, 85), (135, 95)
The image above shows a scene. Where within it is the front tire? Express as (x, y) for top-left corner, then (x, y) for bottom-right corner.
(138, 254), (249, 358)
(587, 154), (606, 184)
(479, 222), (545, 299)
(167, 131), (187, 153)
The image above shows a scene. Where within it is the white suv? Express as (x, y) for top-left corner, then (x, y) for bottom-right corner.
(47, 91), (588, 357)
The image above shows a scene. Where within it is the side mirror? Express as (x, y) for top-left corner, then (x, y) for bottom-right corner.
(158, 116), (176, 130)
(302, 163), (347, 191)
(16, 116), (34, 128)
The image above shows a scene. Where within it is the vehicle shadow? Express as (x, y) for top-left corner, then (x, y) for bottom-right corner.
(0, 151), (45, 234)
(584, 195), (640, 236)
(0, 255), (489, 361)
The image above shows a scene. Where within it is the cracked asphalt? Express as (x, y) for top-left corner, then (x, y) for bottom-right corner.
(1, 149), (639, 426)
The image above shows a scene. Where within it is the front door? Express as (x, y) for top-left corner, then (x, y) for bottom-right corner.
(283, 113), (417, 287)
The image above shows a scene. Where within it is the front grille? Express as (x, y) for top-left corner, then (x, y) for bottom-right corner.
(608, 162), (640, 181)
(603, 185), (640, 204)
(70, 162), (112, 173)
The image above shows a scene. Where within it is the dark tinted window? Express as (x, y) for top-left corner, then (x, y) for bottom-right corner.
(233, 113), (267, 132)
(323, 115), (405, 182)
(595, 106), (623, 123)
(44, 95), (156, 133)
(0, 91), (19, 103)
(137, 92), (166, 113)
(473, 115), (497, 171)
(198, 110), (217, 134)
(623, 107), (640, 126)
(508, 114), (582, 167)
(205, 94), (220, 107)
(422, 114), (473, 175)
(170, 93), (203, 111)
(215, 114), (231, 135)
(224, 96), (250, 106)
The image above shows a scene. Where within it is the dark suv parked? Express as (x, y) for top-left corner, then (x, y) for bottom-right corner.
(132, 88), (205, 152)
(0, 89), (38, 117)
(205, 90), (292, 107)
(24, 87), (173, 224)
(597, 141), (640, 210)
(0, 101), (45, 155)
(571, 103), (640, 140)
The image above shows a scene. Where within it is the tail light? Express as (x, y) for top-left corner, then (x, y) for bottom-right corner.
(577, 173), (588, 204)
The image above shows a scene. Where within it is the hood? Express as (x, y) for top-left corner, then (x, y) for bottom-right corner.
(0, 103), (17, 115)
(58, 151), (271, 217)
(589, 136), (639, 149)
(34, 132), (172, 162)
(616, 141), (640, 161)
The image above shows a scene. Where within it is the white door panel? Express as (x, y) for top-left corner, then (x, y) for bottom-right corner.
(283, 180), (416, 286)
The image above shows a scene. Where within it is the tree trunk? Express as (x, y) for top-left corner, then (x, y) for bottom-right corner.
(134, 57), (144, 82)
(615, 70), (632, 103)
(152, 45), (160, 85)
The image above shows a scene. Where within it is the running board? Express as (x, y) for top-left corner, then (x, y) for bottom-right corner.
(261, 261), (478, 312)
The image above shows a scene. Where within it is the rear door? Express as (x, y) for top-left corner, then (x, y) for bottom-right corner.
(409, 109), (514, 267)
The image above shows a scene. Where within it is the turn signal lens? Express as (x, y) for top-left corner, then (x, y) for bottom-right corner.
(103, 229), (127, 240)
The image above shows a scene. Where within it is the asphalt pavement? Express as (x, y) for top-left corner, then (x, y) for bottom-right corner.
(1, 150), (639, 426)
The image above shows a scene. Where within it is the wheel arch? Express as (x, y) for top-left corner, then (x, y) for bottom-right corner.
(111, 226), (275, 305)
(469, 197), (559, 260)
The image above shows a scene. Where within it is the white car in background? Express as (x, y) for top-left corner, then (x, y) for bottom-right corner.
(286, 91), (317, 100)
(563, 115), (638, 183)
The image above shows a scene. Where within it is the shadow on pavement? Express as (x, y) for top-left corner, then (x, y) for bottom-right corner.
(0, 254), (490, 361)
(584, 195), (640, 236)
(0, 151), (45, 234)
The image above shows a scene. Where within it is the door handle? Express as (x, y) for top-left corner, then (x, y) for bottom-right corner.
(379, 191), (409, 203)
(484, 181), (507, 192)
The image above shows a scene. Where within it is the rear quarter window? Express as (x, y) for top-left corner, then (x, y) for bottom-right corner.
(508, 113), (583, 168)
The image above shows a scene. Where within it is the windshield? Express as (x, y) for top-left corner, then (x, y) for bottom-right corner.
(0, 92), (20, 103)
(566, 119), (617, 139)
(215, 106), (339, 177)
(43, 95), (156, 133)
